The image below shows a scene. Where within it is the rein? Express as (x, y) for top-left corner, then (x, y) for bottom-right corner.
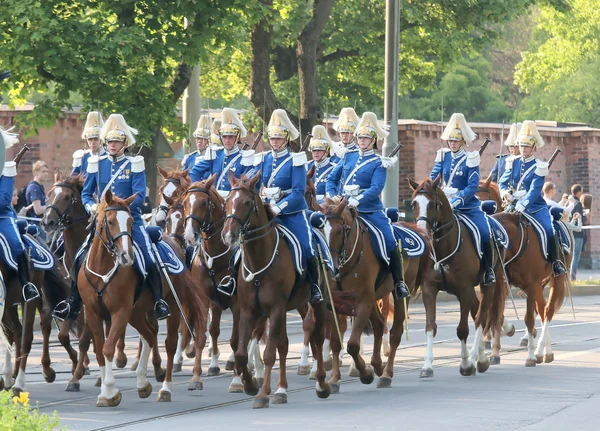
(324, 210), (365, 285)
(46, 182), (89, 232)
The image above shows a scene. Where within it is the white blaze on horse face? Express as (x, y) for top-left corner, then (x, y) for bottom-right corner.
(184, 194), (197, 243)
(323, 220), (333, 246)
(169, 211), (182, 235)
(116, 211), (131, 257)
(413, 195), (430, 230)
(156, 182), (177, 222)
(223, 192), (244, 245)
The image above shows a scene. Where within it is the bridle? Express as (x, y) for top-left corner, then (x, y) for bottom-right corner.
(158, 177), (187, 218)
(184, 186), (226, 241)
(225, 187), (275, 244)
(166, 203), (187, 245)
(323, 208), (362, 274)
(46, 182), (88, 231)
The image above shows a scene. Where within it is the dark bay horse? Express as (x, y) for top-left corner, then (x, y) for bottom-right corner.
(79, 190), (205, 407)
(409, 176), (507, 377)
(222, 170), (330, 408)
(475, 178), (571, 366)
(182, 174), (265, 392)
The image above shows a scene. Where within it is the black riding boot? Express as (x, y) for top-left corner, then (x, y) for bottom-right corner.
(481, 240), (497, 286)
(16, 253), (39, 302)
(217, 263), (239, 297)
(307, 256), (323, 304)
(52, 251), (86, 321)
(147, 265), (171, 320)
(389, 248), (410, 299)
(548, 235), (567, 276)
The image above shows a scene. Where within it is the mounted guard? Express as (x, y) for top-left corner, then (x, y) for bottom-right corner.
(182, 114), (212, 171)
(498, 120), (567, 276)
(72, 112), (106, 176)
(431, 112), (496, 286)
(326, 112), (409, 299)
(490, 122), (521, 182)
(307, 125), (337, 204)
(0, 127), (40, 302)
(53, 114), (171, 321)
(189, 108), (255, 188)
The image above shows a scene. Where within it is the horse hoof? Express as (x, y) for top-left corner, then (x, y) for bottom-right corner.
(536, 355), (543, 364)
(155, 368), (166, 383)
(490, 356), (501, 366)
(525, 359), (537, 367)
(188, 380), (203, 391)
(130, 360), (139, 372)
(506, 325), (516, 337)
(44, 368), (56, 383)
(544, 353), (554, 363)
(272, 392), (287, 405)
(207, 366), (220, 377)
(297, 365), (310, 376)
(256, 377), (264, 388)
(519, 339), (529, 347)
(65, 381), (80, 392)
(329, 382), (340, 394)
(157, 390), (171, 402)
(12, 387), (22, 397)
(95, 376), (102, 387)
(185, 348), (196, 359)
(229, 382), (244, 393)
(97, 392), (122, 407)
(244, 378), (259, 396)
(348, 367), (360, 378)
(533, 328), (538, 338)
(138, 382), (153, 399)
(253, 395), (269, 409)
(84, 367), (90, 376)
(225, 360), (235, 371)
(308, 371), (316, 381)
(115, 357), (127, 369)
(459, 365), (476, 377)
(173, 363), (182, 373)
(324, 358), (332, 371)
(360, 368), (375, 385)
(316, 383), (331, 399)
(477, 360), (490, 374)
(484, 341), (492, 350)
(377, 377), (392, 388)
(420, 368), (434, 378)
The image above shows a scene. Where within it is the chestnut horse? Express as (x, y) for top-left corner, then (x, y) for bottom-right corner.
(475, 178), (571, 366)
(222, 170), (330, 408)
(79, 191), (205, 407)
(154, 166), (190, 229)
(409, 176), (507, 377)
(182, 174), (265, 393)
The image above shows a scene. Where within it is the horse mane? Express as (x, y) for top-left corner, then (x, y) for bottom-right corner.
(52, 174), (85, 192)
(413, 178), (437, 198)
(189, 179), (225, 208)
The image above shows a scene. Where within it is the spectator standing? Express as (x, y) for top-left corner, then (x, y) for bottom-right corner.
(543, 182), (558, 207)
(569, 184), (584, 280)
(26, 160), (49, 242)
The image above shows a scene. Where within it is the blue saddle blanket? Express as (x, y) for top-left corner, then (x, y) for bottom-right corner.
(487, 216), (509, 249)
(455, 213), (483, 259)
(22, 234), (55, 270)
(392, 224), (427, 257)
(519, 213), (571, 257)
(555, 220), (571, 254)
(154, 240), (186, 275)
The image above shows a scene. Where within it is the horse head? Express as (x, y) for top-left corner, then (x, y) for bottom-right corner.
(408, 175), (451, 231)
(222, 169), (263, 247)
(96, 190), (136, 266)
(182, 173), (223, 246)
(156, 165), (191, 228)
(42, 172), (86, 233)
(320, 196), (356, 270)
(475, 175), (502, 212)
(164, 194), (186, 244)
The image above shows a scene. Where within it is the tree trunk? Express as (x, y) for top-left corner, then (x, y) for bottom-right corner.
(146, 130), (160, 207)
(296, 0), (335, 136)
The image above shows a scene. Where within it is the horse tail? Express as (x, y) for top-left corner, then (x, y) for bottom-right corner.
(487, 264), (509, 334)
(42, 265), (70, 310)
(178, 270), (209, 348)
(548, 273), (566, 315)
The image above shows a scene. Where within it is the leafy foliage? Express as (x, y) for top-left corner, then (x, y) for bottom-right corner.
(0, 390), (63, 430)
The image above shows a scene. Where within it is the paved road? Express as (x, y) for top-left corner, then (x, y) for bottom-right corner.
(15, 294), (600, 431)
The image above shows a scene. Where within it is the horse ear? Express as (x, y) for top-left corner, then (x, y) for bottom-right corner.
(124, 193), (137, 207)
(335, 196), (347, 215)
(182, 167), (190, 179)
(54, 169), (63, 182)
(157, 165), (169, 179)
(104, 189), (113, 205)
(228, 169), (237, 189)
(249, 170), (262, 189)
(205, 172), (217, 189)
(484, 173), (493, 188)
(407, 177), (419, 191)
(163, 193), (174, 206)
(307, 165), (315, 179)
(432, 174), (441, 189)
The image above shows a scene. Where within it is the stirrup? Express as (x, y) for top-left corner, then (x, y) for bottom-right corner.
(217, 276), (236, 297)
(310, 284), (323, 305)
(552, 261), (567, 277)
(52, 300), (71, 321)
(154, 299), (171, 320)
(22, 282), (40, 302)
(393, 281), (410, 300)
(482, 268), (496, 286)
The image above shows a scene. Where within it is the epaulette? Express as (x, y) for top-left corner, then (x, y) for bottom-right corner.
(435, 148), (451, 162)
(128, 156), (145, 173)
(241, 150), (256, 167)
(466, 151), (480, 168)
(2, 161), (17, 177)
(535, 159), (549, 177)
(292, 152), (308, 167)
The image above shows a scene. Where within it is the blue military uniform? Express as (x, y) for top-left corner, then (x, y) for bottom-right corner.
(490, 153), (510, 183)
(82, 154), (153, 268)
(181, 149), (205, 171)
(259, 148), (314, 267)
(430, 148), (491, 244)
(307, 158), (338, 203)
(328, 142), (358, 196)
(0, 162), (25, 270)
(189, 147), (255, 192)
(72, 148), (107, 176)
(499, 155), (553, 243)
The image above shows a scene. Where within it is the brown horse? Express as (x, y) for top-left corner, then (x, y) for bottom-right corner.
(79, 190), (205, 406)
(154, 166), (190, 229)
(182, 174), (266, 392)
(42, 173), (132, 391)
(222, 170), (330, 408)
(475, 179), (571, 366)
(409, 176), (507, 377)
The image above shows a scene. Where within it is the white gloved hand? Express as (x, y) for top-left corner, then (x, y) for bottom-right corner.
(270, 204), (282, 216)
(348, 198), (359, 208)
(90, 203), (98, 215)
(515, 202), (526, 213)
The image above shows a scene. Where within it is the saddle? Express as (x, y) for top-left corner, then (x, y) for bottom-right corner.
(145, 226), (186, 275)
